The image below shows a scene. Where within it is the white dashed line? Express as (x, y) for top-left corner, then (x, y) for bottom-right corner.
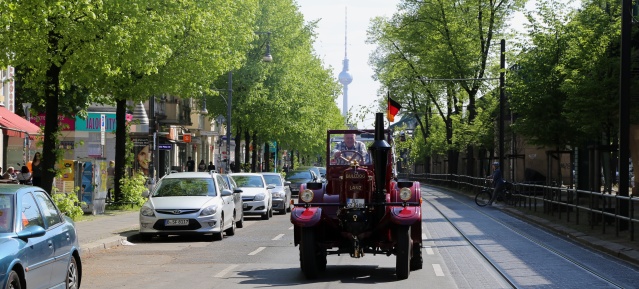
(288, 225), (294, 230)
(432, 264), (445, 276)
(422, 233), (427, 240)
(248, 247), (266, 256)
(214, 264), (238, 278)
(425, 246), (434, 255)
(272, 234), (284, 240)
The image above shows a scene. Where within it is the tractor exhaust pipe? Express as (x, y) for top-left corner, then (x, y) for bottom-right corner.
(369, 113), (391, 203)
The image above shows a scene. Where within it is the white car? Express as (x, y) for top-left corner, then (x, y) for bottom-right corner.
(230, 173), (274, 220)
(260, 172), (292, 214)
(139, 172), (237, 241)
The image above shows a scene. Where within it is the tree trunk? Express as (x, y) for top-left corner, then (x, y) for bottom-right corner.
(244, 129), (250, 171)
(114, 100), (127, 202)
(264, 142), (270, 172)
(234, 127), (241, 172)
(251, 132), (258, 172)
(41, 64), (62, 194)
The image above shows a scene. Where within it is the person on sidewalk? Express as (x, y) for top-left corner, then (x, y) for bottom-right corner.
(186, 157), (195, 172)
(487, 161), (505, 206)
(31, 152), (43, 188)
(207, 162), (216, 172)
(198, 159), (206, 172)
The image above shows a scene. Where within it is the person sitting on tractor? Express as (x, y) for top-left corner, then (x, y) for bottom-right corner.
(332, 133), (370, 165)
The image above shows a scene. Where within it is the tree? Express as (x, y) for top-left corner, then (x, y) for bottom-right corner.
(368, 0), (523, 175)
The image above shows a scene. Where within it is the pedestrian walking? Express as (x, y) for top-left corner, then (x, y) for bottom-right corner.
(186, 157), (195, 172)
(198, 160), (206, 172)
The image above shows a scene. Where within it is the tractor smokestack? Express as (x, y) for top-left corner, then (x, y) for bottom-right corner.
(369, 113), (390, 202)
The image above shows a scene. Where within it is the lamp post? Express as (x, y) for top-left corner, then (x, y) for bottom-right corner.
(22, 102), (31, 164)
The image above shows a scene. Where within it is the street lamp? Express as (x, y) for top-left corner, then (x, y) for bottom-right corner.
(217, 32), (273, 173)
(22, 102), (31, 164)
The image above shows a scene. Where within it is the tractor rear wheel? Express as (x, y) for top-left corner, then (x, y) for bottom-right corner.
(300, 227), (319, 279)
(396, 225), (412, 280)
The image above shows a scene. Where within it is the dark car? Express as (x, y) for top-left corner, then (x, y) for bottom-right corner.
(297, 166), (326, 182)
(0, 185), (82, 288)
(285, 169), (319, 195)
(220, 174), (245, 228)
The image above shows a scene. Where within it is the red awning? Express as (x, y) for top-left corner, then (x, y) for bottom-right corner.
(0, 106), (40, 138)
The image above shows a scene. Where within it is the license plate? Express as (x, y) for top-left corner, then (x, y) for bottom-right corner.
(346, 198), (365, 208)
(165, 219), (189, 226)
(243, 203), (248, 209)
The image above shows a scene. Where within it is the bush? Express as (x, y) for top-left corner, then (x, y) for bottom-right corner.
(119, 171), (147, 207)
(52, 190), (85, 221)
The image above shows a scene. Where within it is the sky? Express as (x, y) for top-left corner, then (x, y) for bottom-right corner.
(296, 0), (401, 128)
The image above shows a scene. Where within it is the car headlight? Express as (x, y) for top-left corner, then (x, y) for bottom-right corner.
(254, 193), (266, 201)
(140, 206), (155, 217)
(399, 188), (412, 201)
(272, 192), (284, 198)
(200, 205), (218, 216)
(300, 189), (314, 203)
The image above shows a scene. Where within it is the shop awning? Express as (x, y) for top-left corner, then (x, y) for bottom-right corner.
(0, 106), (40, 138)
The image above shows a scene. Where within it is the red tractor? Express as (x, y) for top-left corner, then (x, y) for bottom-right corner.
(290, 113), (423, 280)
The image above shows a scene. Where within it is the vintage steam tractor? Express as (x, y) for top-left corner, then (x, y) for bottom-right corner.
(290, 113), (423, 280)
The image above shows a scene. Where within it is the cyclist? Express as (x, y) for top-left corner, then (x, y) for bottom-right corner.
(487, 161), (505, 206)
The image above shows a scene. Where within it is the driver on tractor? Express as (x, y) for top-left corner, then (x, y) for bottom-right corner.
(332, 133), (370, 165)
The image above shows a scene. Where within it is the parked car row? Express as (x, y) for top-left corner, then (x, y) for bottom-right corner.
(138, 171), (294, 241)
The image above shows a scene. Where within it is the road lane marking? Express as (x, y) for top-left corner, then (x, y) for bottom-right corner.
(289, 225), (294, 230)
(272, 234), (284, 240)
(422, 233), (427, 240)
(425, 246), (434, 255)
(432, 264), (445, 276)
(214, 264), (238, 278)
(248, 247), (266, 255)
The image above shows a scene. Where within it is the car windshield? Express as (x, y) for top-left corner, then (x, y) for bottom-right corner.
(152, 178), (216, 197)
(0, 194), (14, 233)
(286, 171), (311, 179)
(232, 175), (264, 188)
(262, 175), (282, 186)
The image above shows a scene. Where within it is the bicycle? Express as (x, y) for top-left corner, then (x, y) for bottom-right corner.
(475, 181), (514, 207)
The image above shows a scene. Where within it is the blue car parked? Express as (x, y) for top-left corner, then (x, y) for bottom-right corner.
(0, 185), (82, 289)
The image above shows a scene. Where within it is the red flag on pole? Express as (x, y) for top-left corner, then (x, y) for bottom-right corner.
(387, 93), (402, 122)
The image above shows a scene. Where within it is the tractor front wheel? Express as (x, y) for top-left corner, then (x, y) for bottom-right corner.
(300, 227), (319, 279)
(396, 225), (412, 280)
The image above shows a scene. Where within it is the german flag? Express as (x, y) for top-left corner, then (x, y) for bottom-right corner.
(387, 93), (402, 122)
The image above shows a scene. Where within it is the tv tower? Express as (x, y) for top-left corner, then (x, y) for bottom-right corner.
(337, 7), (353, 121)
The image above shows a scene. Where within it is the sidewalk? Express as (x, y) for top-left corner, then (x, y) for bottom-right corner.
(74, 211), (139, 257)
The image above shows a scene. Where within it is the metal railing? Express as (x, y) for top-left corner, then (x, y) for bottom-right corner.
(401, 173), (637, 242)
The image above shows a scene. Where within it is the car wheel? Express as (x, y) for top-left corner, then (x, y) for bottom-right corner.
(261, 210), (270, 220)
(211, 216), (224, 241)
(236, 213), (244, 228)
(225, 218), (236, 236)
(66, 256), (80, 289)
(286, 198), (292, 213)
(269, 206), (274, 218)
(5, 270), (21, 289)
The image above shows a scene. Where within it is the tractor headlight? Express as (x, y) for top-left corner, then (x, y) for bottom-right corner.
(300, 189), (314, 203)
(399, 188), (412, 201)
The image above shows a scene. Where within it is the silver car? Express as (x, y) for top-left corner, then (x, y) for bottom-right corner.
(139, 172), (237, 241)
(260, 172), (292, 214)
(230, 173), (274, 220)
(220, 174), (244, 228)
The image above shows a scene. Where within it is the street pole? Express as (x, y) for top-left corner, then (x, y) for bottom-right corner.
(227, 71), (232, 173)
(499, 39), (505, 168)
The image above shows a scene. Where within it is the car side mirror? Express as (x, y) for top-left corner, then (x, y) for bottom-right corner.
(16, 225), (46, 241)
(284, 181), (291, 186)
(233, 188), (243, 194)
(142, 189), (150, 198)
(221, 189), (233, 197)
(267, 184), (275, 189)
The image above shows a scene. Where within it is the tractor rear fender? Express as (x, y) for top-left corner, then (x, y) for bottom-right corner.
(291, 207), (323, 227)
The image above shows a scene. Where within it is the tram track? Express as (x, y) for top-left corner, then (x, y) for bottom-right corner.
(421, 187), (627, 289)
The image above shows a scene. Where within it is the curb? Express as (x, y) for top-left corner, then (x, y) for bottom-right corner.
(80, 231), (138, 257)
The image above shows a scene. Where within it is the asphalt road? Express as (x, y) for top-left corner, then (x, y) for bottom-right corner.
(80, 185), (639, 288)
